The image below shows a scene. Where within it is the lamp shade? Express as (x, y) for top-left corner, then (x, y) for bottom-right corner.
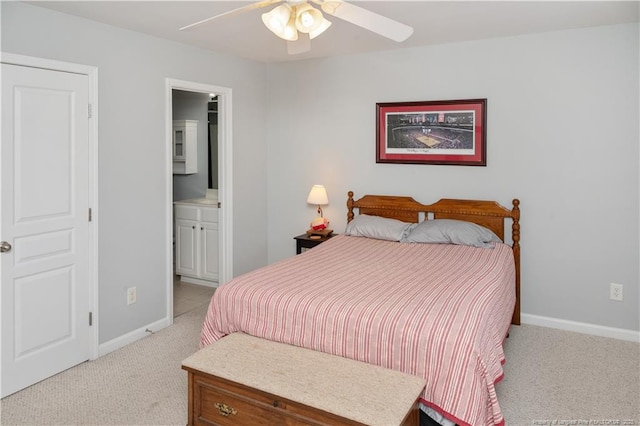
(262, 3), (298, 41)
(307, 185), (328, 206)
(295, 3), (323, 33)
(282, 14), (298, 41)
(309, 16), (331, 39)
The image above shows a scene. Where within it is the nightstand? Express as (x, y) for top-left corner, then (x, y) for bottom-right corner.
(294, 233), (334, 254)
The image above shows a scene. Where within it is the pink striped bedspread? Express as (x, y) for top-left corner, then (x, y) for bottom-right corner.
(200, 234), (516, 426)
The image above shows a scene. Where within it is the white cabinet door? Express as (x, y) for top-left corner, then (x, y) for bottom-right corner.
(175, 219), (198, 277)
(172, 125), (186, 160)
(201, 221), (219, 281)
(172, 120), (197, 174)
(174, 204), (218, 285)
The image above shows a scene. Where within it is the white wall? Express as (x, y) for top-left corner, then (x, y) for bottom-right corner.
(265, 24), (639, 332)
(1, 2), (269, 344)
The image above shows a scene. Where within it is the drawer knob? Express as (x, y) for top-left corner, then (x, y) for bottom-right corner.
(214, 402), (237, 417)
(272, 400), (279, 408)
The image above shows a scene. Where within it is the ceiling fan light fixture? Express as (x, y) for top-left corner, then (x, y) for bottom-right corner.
(309, 16), (331, 39)
(320, 0), (341, 16)
(183, 0), (415, 55)
(280, 22), (298, 41)
(261, 3), (293, 38)
(294, 3), (323, 33)
(282, 13), (299, 41)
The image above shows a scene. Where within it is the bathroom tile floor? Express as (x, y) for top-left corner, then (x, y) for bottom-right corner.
(173, 277), (216, 317)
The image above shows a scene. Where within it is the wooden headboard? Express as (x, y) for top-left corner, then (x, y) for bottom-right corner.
(346, 191), (521, 325)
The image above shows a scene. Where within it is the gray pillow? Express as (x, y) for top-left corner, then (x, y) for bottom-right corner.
(401, 219), (502, 248)
(345, 214), (416, 242)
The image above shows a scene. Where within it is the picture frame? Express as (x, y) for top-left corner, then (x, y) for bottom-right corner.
(376, 99), (487, 166)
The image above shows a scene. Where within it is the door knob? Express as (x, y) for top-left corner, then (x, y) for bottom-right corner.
(0, 241), (12, 253)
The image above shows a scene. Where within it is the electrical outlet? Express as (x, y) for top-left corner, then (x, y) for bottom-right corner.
(610, 283), (623, 301)
(127, 287), (137, 305)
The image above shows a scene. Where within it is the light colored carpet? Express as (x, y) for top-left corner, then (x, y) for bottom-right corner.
(1, 305), (638, 425)
(1, 302), (208, 426)
(499, 324), (640, 425)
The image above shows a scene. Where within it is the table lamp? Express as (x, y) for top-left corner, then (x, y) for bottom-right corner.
(306, 185), (332, 237)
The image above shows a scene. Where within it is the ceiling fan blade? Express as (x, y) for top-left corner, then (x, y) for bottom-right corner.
(287, 33), (311, 55)
(180, 0), (282, 31)
(319, 1), (413, 42)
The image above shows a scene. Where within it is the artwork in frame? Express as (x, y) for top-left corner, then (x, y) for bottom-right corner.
(376, 99), (487, 166)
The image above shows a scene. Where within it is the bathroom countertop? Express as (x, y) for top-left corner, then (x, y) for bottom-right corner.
(174, 197), (218, 206)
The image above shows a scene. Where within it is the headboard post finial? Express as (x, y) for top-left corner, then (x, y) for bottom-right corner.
(511, 199), (520, 245)
(347, 191), (355, 223)
(511, 198), (521, 325)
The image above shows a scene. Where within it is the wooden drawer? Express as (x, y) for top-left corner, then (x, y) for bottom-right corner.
(194, 374), (289, 425)
(189, 371), (381, 426)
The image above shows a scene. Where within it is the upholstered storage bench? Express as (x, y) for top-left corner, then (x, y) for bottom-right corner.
(181, 333), (426, 426)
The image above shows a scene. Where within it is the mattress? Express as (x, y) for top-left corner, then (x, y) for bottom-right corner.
(200, 234), (516, 426)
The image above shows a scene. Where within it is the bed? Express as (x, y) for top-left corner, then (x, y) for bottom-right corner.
(199, 191), (521, 426)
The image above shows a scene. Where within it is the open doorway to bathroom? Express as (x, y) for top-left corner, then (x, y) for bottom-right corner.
(172, 90), (217, 316)
(165, 79), (233, 322)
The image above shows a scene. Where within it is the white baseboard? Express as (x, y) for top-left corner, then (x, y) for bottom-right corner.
(95, 312), (637, 358)
(97, 316), (172, 357)
(521, 313), (640, 343)
(179, 276), (218, 288)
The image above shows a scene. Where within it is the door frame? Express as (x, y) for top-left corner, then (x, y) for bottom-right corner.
(0, 52), (99, 360)
(165, 78), (233, 320)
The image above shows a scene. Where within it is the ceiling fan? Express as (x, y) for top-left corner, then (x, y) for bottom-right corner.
(180, 0), (414, 55)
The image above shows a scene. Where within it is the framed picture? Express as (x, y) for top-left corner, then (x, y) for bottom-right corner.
(376, 99), (487, 166)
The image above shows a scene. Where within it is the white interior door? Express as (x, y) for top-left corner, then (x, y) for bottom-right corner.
(1, 63), (92, 397)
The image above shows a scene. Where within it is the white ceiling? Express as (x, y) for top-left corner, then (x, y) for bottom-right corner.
(26, 1), (640, 63)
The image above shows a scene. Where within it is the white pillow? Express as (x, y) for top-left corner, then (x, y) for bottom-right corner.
(401, 219), (502, 248)
(345, 214), (416, 242)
